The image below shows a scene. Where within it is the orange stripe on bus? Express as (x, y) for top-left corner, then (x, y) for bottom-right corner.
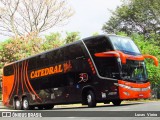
(21, 62), (24, 94)
(94, 51), (120, 58)
(16, 63), (20, 95)
(25, 61), (42, 101)
(9, 65), (17, 98)
(23, 61), (33, 95)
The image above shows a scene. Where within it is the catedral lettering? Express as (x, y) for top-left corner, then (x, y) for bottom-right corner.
(30, 65), (63, 79)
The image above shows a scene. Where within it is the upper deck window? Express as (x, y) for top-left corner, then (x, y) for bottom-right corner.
(108, 36), (141, 55)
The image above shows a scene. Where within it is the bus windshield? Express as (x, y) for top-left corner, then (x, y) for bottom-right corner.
(108, 36), (141, 55)
(121, 61), (148, 82)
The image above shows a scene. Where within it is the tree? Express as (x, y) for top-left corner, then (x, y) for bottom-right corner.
(65, 32), (80, 44)
(0, 0), (74, 36)
(0, 32), (43, 66)
(102, 0), (160, 35)
(42, 32), (64, 50)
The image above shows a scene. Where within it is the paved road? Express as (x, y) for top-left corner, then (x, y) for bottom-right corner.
(0, 101), (160, 120)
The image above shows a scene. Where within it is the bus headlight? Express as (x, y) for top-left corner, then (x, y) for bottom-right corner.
(142, 86), (151, 91)
(123, 91), (130, 96)
(118, 84), (151, 91)
(118, 84), (131, 89)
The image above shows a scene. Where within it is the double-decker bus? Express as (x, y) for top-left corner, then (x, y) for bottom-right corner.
(2, 35), (158, 110)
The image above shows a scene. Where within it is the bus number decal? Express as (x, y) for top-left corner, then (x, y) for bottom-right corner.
(78, 73), (88, 83)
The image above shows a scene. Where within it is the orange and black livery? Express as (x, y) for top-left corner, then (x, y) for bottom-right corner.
(2, 34), (158, 110)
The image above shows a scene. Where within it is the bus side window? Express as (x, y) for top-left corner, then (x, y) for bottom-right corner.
(65, 73), (75, 86)
(36, 55), (44, 68)
(28, 57), (37, 70)
(84, 36), (112, 55)
(63, 43), (85, 61)
(48, 49), (64, 65)
(3, 65), (14, 76)
(51, 75), (67, 88)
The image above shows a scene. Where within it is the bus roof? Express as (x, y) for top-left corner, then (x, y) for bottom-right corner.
(4, 34), (126, 67)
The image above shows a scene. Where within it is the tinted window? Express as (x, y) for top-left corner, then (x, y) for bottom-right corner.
(84, 36), (120, 79)
(28, 57), (37, 70)
(109, 36), (141, 55)
(84, 36), (113, 55)
(63, 42), (85, 61)
(48, 49), (64, 65)
(36, 54), (45, 68)
(51, 75), (68, 88)
(4, 65), (14, 76)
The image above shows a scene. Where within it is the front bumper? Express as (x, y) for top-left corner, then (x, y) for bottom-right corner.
(117, 80), (151, 100)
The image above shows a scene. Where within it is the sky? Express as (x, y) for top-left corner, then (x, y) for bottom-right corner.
(0, 0), (122, 41)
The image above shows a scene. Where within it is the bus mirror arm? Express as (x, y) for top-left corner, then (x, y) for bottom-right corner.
(94, 51), (126, 64)
(143, 55), (159, 67)
(94, 51), (159, 67)
(94, 51), (120, 58)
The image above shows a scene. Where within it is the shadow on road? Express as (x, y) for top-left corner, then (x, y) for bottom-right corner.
(0, 102), (145, 111)
(52, 102), (145, 110)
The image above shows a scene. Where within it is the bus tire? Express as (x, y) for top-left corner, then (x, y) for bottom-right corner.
(112, 100), (121, 106)
(22, 97), (30, 110)
(15, 98), (22, 110)
(86, 90), (96, 107)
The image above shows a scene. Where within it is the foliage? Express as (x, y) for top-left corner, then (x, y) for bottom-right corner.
(0, 32), (43, 66)
(0, 0), (74, 36)
(102, 0), (160, 36)
(92, 32), (99, 36)
(42, 32), (64, 50)
(65, 32), (80, 44)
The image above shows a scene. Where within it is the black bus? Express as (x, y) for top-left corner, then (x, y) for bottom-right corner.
(2, 35), (158, 110)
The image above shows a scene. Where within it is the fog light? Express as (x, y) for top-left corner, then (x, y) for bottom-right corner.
(123, 92), (130, 96)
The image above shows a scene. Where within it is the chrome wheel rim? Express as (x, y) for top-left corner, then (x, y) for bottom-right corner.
(16, 100), (20, 107)
(87, 94), (92, 103)
(23, 99), (28, 109)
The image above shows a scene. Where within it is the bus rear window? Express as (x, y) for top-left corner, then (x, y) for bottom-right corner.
(3, 65), (14, 76)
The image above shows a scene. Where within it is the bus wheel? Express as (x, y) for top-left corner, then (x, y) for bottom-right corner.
(112, 100), (122, 106)
(86, 91), (96, 107)
(15, 98), (22, 110)
(22, 97), (30, 110)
